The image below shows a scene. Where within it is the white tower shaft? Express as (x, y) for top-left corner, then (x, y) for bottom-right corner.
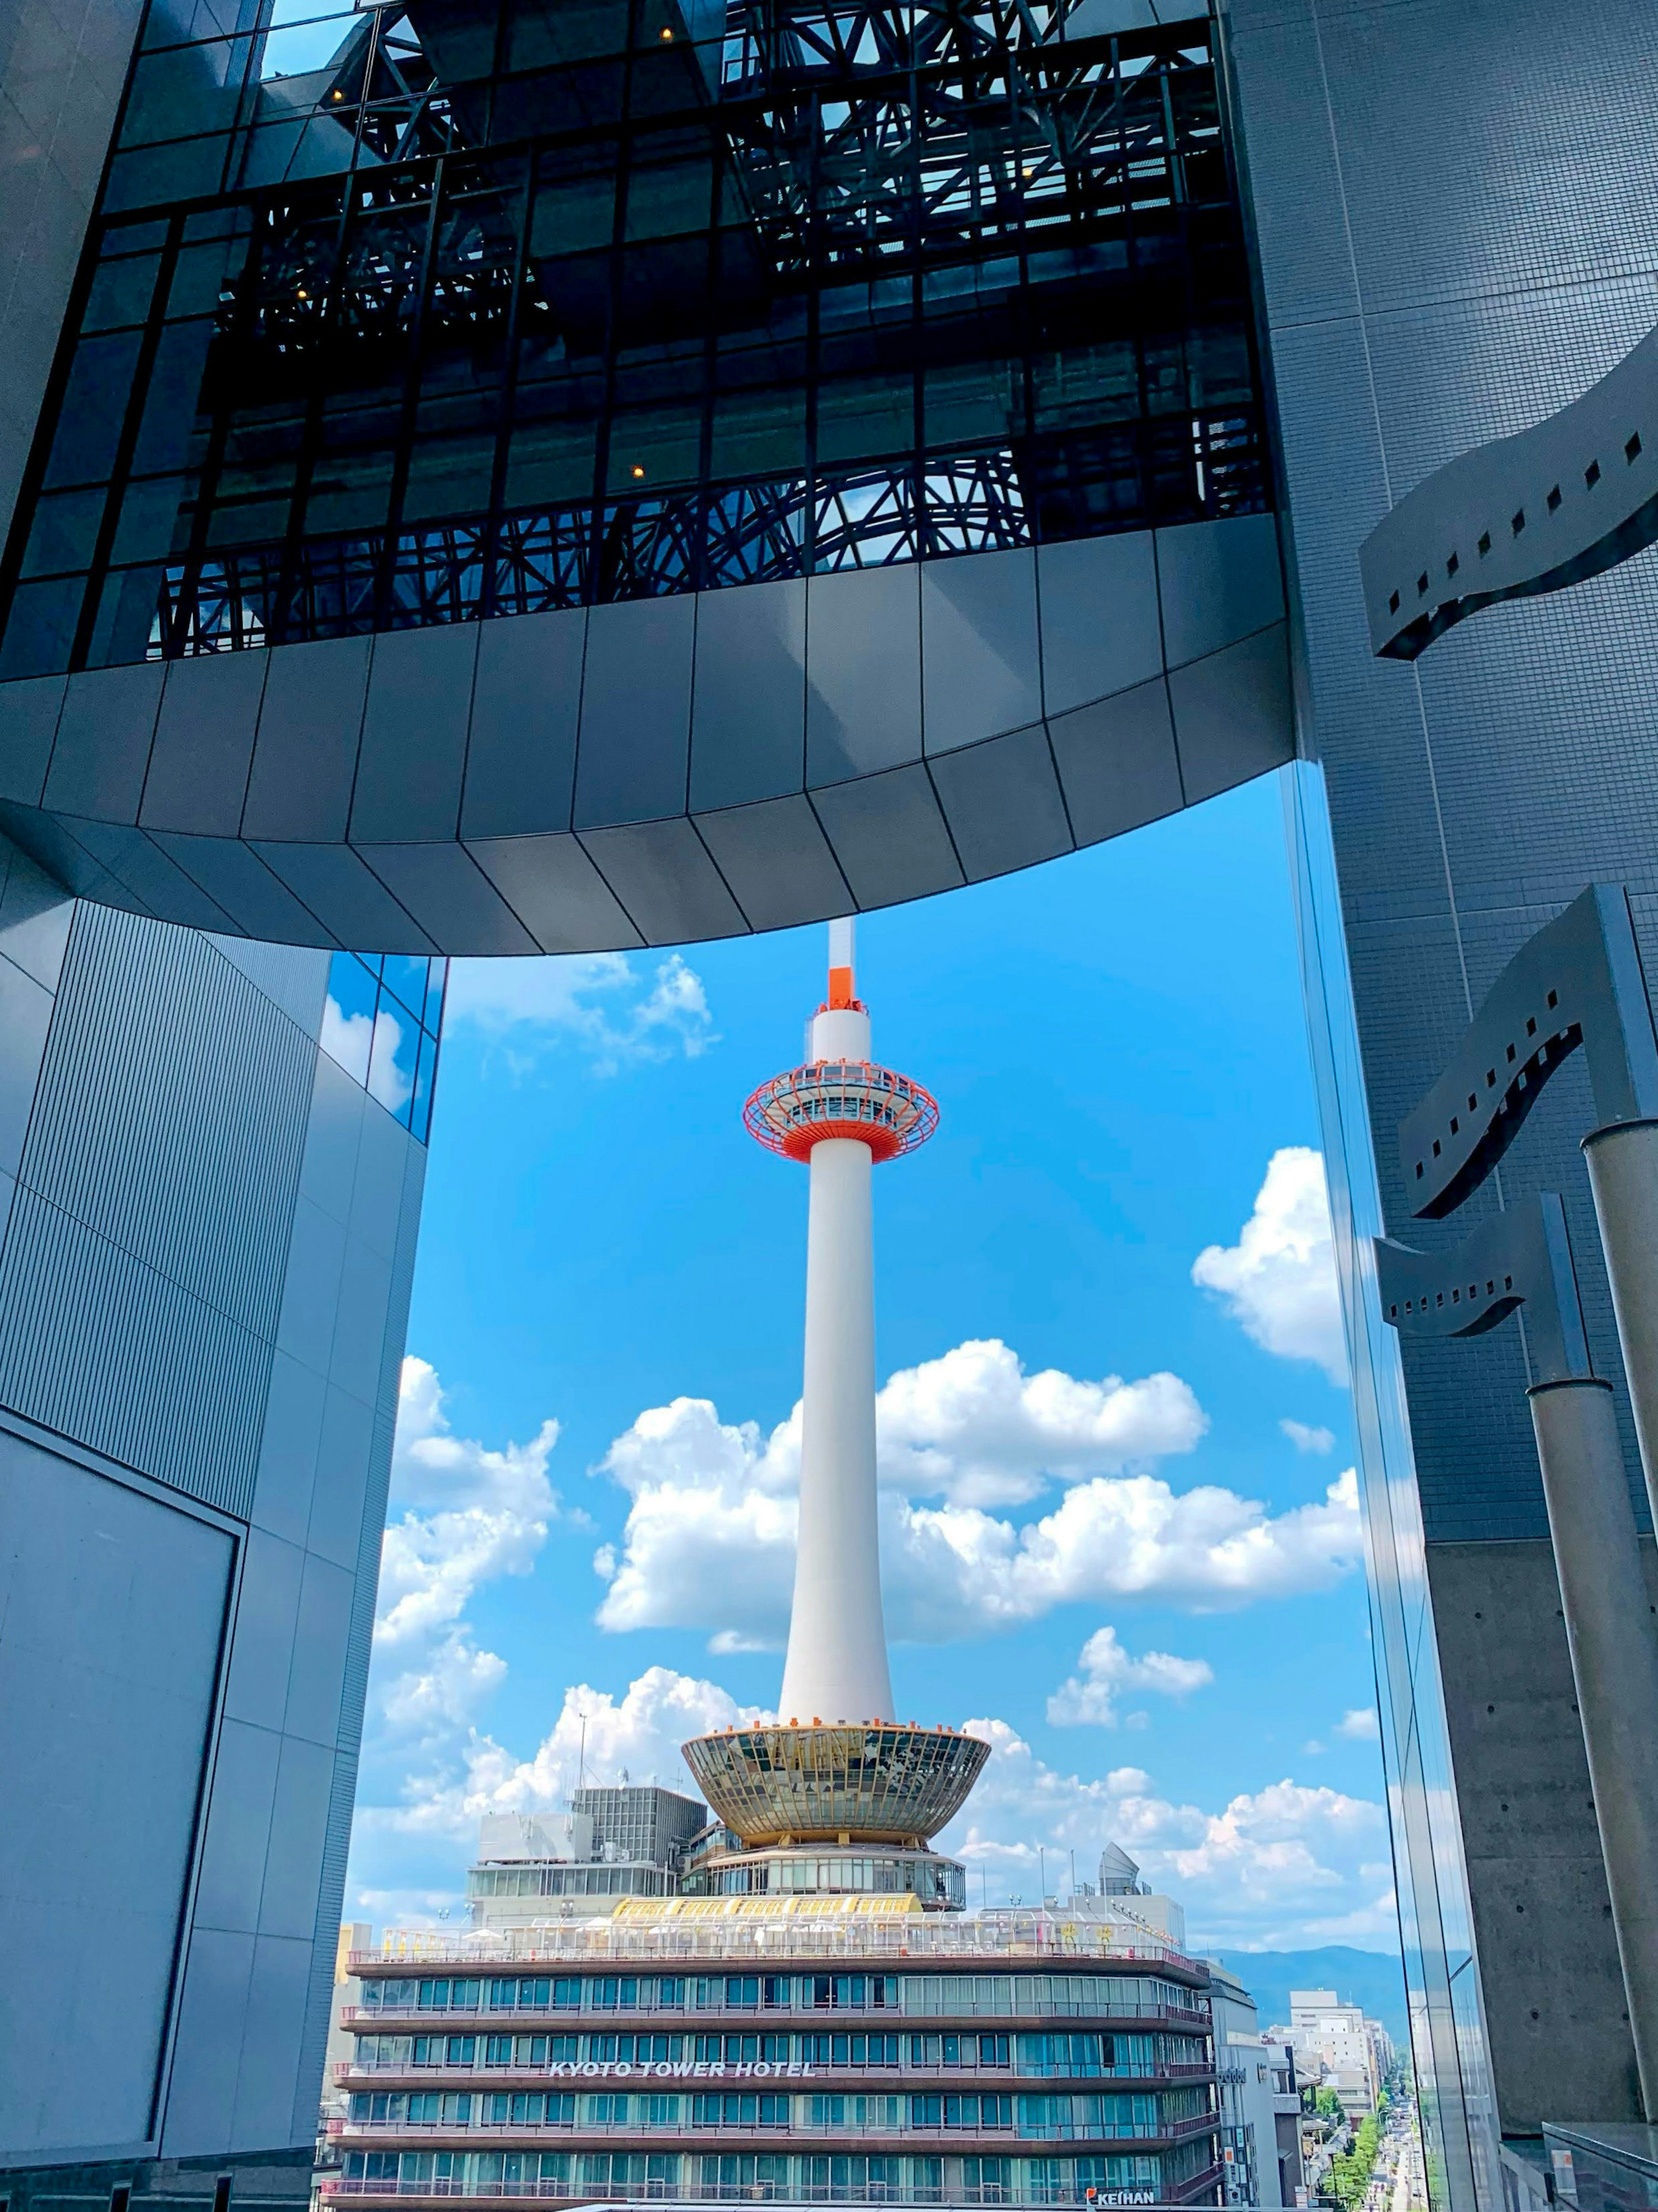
(777, 986), (897, 1726)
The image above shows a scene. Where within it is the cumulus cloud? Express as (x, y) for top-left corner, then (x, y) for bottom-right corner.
(1046, 1627), (1213, 1728)
(1335, 1705), (1380, 1740)
(356, 1666), (763, 1858)
(1193, 1148), (1348, 1385)
(443, 952), (716, 1074)
(935, 1717), (1393, 1948)
(1281, 1418), (1336, 1455)
(592, 1350), (1363, 1649)
(371, 1358), (564, 1742)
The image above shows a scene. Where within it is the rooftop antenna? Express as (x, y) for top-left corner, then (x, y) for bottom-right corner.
(576, 1712), (589, 1797)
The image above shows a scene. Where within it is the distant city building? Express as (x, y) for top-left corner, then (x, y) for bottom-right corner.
(1207, 1968), (1303, 2211)
(467, 1792), (708, 1927)
(1271, 1994), (1393, 2124)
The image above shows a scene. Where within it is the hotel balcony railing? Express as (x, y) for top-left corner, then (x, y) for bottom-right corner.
(352, 1916), (1203, 1975)
(334, 2065), (1214, 2086)
(341, 2008), (1211, 2032)
(320, 2183), (1202, 2207)
(333, 2125), (1209, 2147)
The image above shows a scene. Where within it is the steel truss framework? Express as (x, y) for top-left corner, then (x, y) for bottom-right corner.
(153, 414), (1263, 652)
(0, 0), (1268, 676)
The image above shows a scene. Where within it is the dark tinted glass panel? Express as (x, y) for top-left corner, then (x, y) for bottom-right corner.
(0, 0), (1267, 674)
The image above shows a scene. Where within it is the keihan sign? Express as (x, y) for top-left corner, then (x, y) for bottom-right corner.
(546, 2060), (817, 2080)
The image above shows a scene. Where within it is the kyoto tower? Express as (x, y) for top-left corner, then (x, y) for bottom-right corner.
(682, 920), (987, 1907)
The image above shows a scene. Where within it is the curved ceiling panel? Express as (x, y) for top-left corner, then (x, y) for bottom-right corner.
(0, 513), (1292, 953)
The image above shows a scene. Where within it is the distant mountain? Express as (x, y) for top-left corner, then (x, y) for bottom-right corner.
(1211, 1948), (1409, 2048)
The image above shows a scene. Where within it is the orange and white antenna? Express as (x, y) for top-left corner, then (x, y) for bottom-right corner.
(827, 915), (857, 1010)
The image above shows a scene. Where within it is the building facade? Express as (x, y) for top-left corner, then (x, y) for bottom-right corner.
(1206, 1971), (1300, 2212)
(327, 1906), (1223, 2210)
(0, 872), (433, 2203)
(4, 0), (1658, 2201)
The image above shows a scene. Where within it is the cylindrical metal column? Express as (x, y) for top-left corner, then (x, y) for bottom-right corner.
(1583, 1118), (1658, 1535)
(778, 1130), (895, 1725)
(1528, 1376), (1658, 2119)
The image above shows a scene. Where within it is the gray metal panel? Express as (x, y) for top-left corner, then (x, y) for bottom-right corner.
(1047, 678), (1184, 844)
(351, 624), (479, 843)
(0, 675), (65, 804)
(1166, 622), (1294, 803)
(21, 904), (313, 1336)
(282, 1554), (353, 1749)
(0, 1432), (232, 2161)
(0, 1184), (272, 1515)
(688, 577), (807, 812)
(70, 816), (238, 932)
(810, 762), (964, 909)
(251, 1351), (327, 1548)
(306, 1385), (374, 1572)
(0, 951), (54, 1179)
(231, 1934), (314, 2149)
(693, 794), (850, 931)
(1036, 532), (1164, 715)
(357, 840), (538, 954)
(465, 831), (645, 951)
(193, 1714), (284, 1932)
(0, 905), (316, 1515)
(142, 651), (268, 835)
(297, 1049), (367, 1232)
(155, 835), (337, 948)
(290, 1746), (361, 2140)
(250, 839), (438, 953)
(329, 1233), (394, 1404)
(578, 817), (748, 942)
(927, 723), (1074, 883)
(805, 564), (924, 786)
(1155, 513), (1285, 668)
(921, 547), (1042, 754)
(241, 636), (370, 842)
(574, 596), (695, 827)
(461, 607), (585, 838)
(275, 1195), (348, 1383)
(222, 1531), (305, 1735)
(43, 661), (164, 820)
(0, 834), (75, 991)
(257, 1734), (335, 1938)
(161, 1926), (255, 2155)
(206, 936), (330, 1037)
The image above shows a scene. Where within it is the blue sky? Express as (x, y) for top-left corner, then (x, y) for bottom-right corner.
(345, 767), (1395, 1957)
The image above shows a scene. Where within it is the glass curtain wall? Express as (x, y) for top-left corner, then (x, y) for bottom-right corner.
(0, 0), (1268, 676)
(1282, 761), (1499, 2212)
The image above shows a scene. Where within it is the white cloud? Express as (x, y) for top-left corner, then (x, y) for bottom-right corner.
(355, 1665), (763, 1854)
(1046, 1626), (1213, 1728)
(443, 952), (715, 1074)
(875, 1340), (1206, 1508)
(592, 1350), (1363, 1650)
(1281, 1418), (1336, 1455)
(370, 1358), (564, 1744)
(1193, 1148), (1348, 1386)
(935, 1718), (1392, 1948)
(1335, 1705), (1380, 1740)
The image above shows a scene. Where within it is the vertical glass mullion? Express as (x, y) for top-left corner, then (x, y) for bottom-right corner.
(374, 157), (446, 627)
(69, 212), (185, 669)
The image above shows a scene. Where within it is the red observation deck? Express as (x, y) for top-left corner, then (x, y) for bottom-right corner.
(743, 1055), (939, 1164)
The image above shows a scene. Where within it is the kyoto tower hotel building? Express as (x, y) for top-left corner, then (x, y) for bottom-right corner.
(328, 930), (1225, 2212)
